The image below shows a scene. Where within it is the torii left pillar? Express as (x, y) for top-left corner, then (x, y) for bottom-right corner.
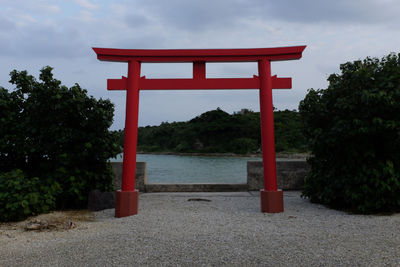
(258, 58), (283, 213)
(115, 60), (140, 218)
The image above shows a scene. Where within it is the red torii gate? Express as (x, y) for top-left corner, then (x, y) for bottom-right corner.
(93, 46), (306, 218)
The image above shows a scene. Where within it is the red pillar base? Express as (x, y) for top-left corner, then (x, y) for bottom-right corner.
(115, 190), (139, 218)
(260, 189), (284, 213)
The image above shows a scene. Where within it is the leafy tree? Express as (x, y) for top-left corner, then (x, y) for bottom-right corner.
(0, 66), (121, 212)
(274, 110), (307, 152)
(190, 108), (234, 152)
(231, 138), (258, 154)
(299, 53), (400, 213)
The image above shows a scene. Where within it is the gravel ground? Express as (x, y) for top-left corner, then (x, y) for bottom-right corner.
(1, 191), (399, 266)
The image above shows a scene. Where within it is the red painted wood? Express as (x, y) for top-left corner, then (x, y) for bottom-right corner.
(95, 54), (302, 63)
(107, 76), (291, 90)
(93, 46), (305, 58)
(121, 61), (140, 192)
(272, 76), (291, 89)
(108, 76), (127, 90)
(93, 46), (306, 63)
(258, 58), (278, 191)
(193, 62), (206, 80)
(141, 78), (258, 90)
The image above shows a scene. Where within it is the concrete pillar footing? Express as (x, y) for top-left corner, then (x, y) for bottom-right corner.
(115, 190), (139, 218)
(260, 189), (284, 213)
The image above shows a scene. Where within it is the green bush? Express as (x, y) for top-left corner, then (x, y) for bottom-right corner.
(0, 170), (61, 222)
(0, 67), (121, 211)
(299, 53), (400, 213)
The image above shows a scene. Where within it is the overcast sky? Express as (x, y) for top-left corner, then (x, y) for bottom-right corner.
(1, 0), (399, 129)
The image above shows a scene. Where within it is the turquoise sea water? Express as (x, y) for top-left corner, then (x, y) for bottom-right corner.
(110, 154), (261, 184)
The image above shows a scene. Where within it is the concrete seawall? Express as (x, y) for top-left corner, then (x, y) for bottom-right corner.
(247, 159), (310, 190)
(110, 159), (309, 192)
(111, 162), (147, 191)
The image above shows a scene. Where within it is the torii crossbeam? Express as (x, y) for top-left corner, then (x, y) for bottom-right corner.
(93, 46), (306, 218)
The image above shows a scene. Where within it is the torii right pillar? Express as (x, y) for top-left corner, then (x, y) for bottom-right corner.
(259, 57), (283, 213)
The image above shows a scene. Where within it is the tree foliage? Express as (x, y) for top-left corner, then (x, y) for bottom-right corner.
(299, 53), (400, 213)
(0, 169), (61, 222)
(0, 67), (121, 220)
(134, 108), (306, 154)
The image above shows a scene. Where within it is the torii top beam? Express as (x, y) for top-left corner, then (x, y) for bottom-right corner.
(93, 46), (306, 63)
(92, 46), (306, 91)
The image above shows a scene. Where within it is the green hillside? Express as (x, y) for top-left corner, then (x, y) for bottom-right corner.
(117, 108), (307, 154)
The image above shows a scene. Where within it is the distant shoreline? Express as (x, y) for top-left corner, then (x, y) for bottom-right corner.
(137, 151), (261, 158)
(137, 151), (309, 159)
(109, 152), (309, 162)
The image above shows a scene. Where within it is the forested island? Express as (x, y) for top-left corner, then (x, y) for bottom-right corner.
(116, 108), (307, 154)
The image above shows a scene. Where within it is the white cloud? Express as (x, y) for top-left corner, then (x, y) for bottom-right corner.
(77, 10), (96, 22)
(43, 4), (61, 14)
(74, 0), (98, 10)
(15, 14), (37, 27)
